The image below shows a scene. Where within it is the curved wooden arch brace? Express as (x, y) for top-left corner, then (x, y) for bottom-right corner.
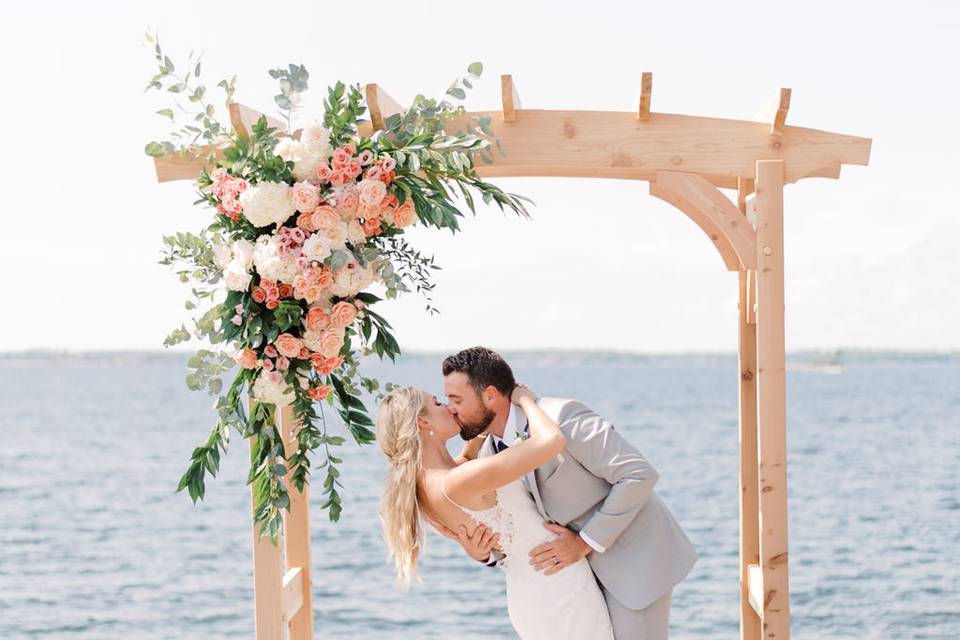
(649, 171), (758, 271)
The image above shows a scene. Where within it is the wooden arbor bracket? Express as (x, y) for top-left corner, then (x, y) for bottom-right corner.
(649, 171), (758, 271)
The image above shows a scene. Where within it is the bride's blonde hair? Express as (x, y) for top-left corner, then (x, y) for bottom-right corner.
(376, 387), (426, 586)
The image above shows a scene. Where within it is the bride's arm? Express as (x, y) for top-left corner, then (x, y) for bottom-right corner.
(453, 435), (486, 465)
(443, 386), (565, 504)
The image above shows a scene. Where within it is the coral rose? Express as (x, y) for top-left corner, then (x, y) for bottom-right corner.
(274, 333), (304, 359)
(306, 307), (331, 331)
(329, 301), (357, 328)
(318, 328), (345, 358)
(234, 348), (258, 370)
(307, 384), (332, 401)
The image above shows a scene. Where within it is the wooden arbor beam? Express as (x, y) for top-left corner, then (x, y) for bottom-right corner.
(156, 103), (871, 188)
(365, 83), (404, 132)
(649, 171), (758, 271)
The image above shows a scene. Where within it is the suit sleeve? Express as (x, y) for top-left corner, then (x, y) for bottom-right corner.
(557, 400), (659, 552)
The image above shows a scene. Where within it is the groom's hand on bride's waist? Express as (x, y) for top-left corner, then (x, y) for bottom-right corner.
(529, 523), (593, 575)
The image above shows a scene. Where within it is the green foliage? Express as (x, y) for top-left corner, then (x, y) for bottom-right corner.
(143, 32), (236, 157)
(268, 63), (309, 133)
(148, 50), (534, 544)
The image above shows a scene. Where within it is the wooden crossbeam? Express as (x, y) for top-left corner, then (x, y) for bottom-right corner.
(747, 563), (764, 617)
(501, 74), (520, 122)
(281, 567), (304, 623)
(638, 71), (653, 120)
(365, 83), (404, 132)
(753, 88), (792, 135)
(155, 108), (871, 187)
(228, 103), (286, 140)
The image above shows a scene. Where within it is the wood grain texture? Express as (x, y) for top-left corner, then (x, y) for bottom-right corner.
(754, 159), (791, 640)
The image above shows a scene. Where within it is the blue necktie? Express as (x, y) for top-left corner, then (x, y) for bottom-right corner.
(494, 438), (509, 454)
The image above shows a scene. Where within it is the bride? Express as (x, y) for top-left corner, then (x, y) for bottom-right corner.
(376, 384), (615, 640)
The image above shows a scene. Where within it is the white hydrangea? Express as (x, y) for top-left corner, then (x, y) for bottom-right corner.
(330, 260), (376, 297)
(223, 263), (253, 291)
(252, 235), (300, 284)
(302, 233), (332, 263)
(231, 239), (255, 271)
(239, 181), (297, 228)
(252, 372), (295, 406)
(211, 242), (233, 270)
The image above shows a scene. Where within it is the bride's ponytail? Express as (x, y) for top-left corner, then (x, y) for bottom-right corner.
(376, 387), (425, 586)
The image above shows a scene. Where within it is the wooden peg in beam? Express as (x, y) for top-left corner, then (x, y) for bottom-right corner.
(501, 74), (520, 122)
(753, 88), (791, 135)
(365, 83), (404, 132)
(638, 71), (653, 120)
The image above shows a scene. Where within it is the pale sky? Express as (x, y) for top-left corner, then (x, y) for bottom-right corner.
(2, 1), (957, 353)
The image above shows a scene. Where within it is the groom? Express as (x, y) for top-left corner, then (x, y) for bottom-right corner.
(439, 347), (697, 640)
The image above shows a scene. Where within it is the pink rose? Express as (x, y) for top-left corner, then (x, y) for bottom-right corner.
(276, 356), (290, 371)
(336, 189), (360, 214)
(314, 164), (334, 183)
(292, 182), (320, 213)
(347, 159), (363, 178)
(231, 314), (243, 326)
(332, 148), (351, 169)
(234, 348), (258, 370)
(306, 307), (331, 331)
(278, 283), (293, 298)
(318, 328), (345, 358)
(264, 345), (278, 358)
(262, 359), (275, 371)
(265, 299), (279, 310)
(329, 170), (347, 187)
(342, 143), (357, 156)
(274, 333), (303, 358)
(329, 301), (357, 328)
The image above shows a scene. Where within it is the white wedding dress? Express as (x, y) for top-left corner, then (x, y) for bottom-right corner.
(455, 477), (615, 640)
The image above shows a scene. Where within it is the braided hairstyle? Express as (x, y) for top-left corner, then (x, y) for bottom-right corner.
(376, 387), (427, 585)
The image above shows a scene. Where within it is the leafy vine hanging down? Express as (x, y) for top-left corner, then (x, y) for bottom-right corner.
(144, 33), (532, 542)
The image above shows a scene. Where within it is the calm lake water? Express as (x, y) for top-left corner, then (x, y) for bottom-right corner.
(0, 351), (957, 639)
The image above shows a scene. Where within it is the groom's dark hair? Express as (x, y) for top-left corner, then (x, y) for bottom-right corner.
(442, 346), (516, 398)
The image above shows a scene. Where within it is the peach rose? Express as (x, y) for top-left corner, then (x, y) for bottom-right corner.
(329, 301), (357, 328)
(292, 181), (320, 213)
(391, 201), (417, 228)
(278, 283), (293, 298)
(234, 348), (258, 370)
(252, 286), (267, 303)
(310, 206), (340, 231)
(329, 170), (347, 187)
(346, 159), (363, 178)
(306, 307), (331, 332)
(315, 269), (334, 289)
(318, 328), (345, 358)
(307, 384), (332, 401)
(336, 189), (360, 214)
(311, 354), (344, 375)
(296, 211), (317, 232)
(342, 143), (357, 156)
(358, 179), (387, 209)
(274, 333), (303, 358)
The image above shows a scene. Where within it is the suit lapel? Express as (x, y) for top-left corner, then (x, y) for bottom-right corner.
(516, 412), (549, 520)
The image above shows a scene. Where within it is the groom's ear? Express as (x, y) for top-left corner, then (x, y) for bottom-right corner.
(481, 385), (502, 406)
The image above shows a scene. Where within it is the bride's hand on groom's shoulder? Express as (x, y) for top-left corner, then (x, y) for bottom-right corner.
(511, 384), (537, 404)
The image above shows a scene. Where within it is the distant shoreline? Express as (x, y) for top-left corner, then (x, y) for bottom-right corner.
(0, 348), (956, 365)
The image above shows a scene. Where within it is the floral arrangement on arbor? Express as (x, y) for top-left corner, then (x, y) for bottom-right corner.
(144, 34), (530, 541)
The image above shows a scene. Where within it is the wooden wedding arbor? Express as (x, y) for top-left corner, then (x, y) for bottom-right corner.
(154, 72), (871, 640)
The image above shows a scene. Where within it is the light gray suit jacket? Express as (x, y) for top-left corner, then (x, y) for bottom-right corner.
(482, 397), (698, 611)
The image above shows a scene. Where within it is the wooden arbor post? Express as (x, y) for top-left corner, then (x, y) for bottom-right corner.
(152, 74), (869, 640)
(249, 404), (314, 640)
